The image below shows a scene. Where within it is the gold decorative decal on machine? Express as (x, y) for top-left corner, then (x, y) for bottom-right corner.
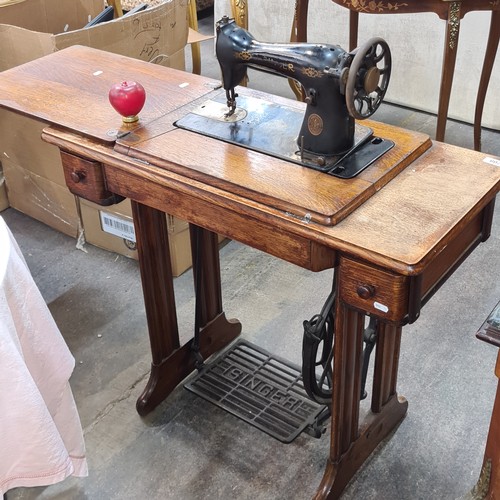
(236, 51), (252, 61)
(302, 67), (323, 78)
(448, 2), (461, 50)
(340, 0), (408, 12)
(308, 114), (323, 136)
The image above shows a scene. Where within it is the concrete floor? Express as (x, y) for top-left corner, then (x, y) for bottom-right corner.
(4, 9), (500, 500)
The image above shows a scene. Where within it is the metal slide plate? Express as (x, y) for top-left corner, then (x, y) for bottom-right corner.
(184, 340), (325, 443)
(175, 94), (394, 177)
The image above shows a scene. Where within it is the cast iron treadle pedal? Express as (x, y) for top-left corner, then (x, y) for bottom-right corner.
(184, 340), (326, 443)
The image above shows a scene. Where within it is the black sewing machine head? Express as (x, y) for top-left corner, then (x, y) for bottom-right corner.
(175, 17), (394, 178)
(216, 16), (391, 158)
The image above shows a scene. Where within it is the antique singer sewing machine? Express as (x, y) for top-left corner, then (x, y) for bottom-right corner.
(176, 16), (394, 178)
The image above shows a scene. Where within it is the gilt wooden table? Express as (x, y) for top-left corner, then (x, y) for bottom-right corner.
(289, 0), (500, 151)
(0, 46), (499, 499)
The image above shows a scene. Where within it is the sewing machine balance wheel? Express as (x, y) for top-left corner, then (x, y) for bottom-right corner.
(346, 37), (392, 120)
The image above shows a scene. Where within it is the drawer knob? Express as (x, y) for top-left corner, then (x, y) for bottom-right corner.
(70, 170), (86, 183)
(357, 284), (375, 299)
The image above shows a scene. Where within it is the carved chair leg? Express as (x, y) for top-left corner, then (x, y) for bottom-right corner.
(473, 10), (500, 152)
(230, 0), (248, 30)
(188, 0), (201, 75)
(436, 2), (462, 143)
(108, 0), (123, 17)
(348, 10), (359, 51)
(229, 0), (249, 86)
(289, 0), (309, 100)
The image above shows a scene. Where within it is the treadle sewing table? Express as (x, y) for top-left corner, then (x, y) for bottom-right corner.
(0, 46), (499, 499)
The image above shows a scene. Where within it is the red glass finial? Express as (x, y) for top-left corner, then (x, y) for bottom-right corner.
(108, 81), (146, 124)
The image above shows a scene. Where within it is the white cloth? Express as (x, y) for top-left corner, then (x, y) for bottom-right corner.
(0, 216), (88, 495)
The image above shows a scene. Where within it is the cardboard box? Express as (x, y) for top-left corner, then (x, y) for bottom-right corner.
(79, 198), (194, 277)
(2, 159), (80, 236)
(0, 0), (189, 72)
(0, 111), (66, 186)
(0, 0), (189, 186)
(0, 0), (189, 234)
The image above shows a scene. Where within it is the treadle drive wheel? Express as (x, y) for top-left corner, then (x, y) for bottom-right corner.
(302, 291), (335, 406)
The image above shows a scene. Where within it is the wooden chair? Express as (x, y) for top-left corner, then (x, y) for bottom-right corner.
(290, 0), (500, 151)
(230, 0), (248, 29)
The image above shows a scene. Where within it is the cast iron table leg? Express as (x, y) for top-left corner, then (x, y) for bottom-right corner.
(131, 202), (241, 416)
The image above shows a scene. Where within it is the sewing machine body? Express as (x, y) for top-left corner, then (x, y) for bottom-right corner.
(176, 17), (394, 178)
(216, 17), (355, 156)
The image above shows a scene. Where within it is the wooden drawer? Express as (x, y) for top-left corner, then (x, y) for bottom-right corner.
(339, 257), (410, 322)
(61, 151), (122, 206)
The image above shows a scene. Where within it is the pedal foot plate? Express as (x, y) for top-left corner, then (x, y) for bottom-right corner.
(184, 340), (325, 443)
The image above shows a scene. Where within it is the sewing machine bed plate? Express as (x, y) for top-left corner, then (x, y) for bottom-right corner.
(175, 95), (394, 178)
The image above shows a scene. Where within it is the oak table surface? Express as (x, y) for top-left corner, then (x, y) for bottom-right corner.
(2, 46), (499, 272)
(1, 46), (499, 499)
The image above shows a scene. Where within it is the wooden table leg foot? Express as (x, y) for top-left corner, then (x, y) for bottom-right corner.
(314, 395), (408, 499)
(136, 312), (242, 415)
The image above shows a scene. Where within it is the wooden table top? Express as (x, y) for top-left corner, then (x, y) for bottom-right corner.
(0, 46), (216, 143)
(1, 46), (499, 274)
(0, 45), (431, 226)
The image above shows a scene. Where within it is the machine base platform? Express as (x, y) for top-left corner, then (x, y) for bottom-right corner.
(184, 340), (325, 443)
(175, 95), (394, 178)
